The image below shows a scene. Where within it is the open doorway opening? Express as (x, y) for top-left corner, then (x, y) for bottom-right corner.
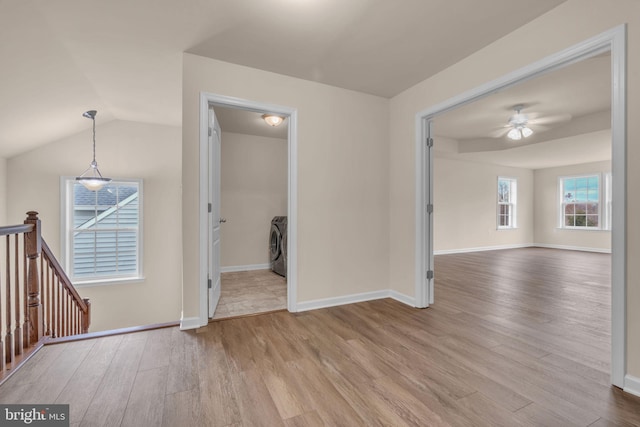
(415, 26), (626, 388)
(198, 93), (298, 322)
(213, 106), (289, 319)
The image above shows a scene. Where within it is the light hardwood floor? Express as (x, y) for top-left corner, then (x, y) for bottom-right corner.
(1, 248), (639, 426)
(212, 270), (287, 320)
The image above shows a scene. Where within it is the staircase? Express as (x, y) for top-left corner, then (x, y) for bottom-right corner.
(0, 211), (90, 381)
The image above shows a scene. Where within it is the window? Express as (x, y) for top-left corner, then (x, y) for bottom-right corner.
(559, 174), (600, 229)
(497, 177), (517, 229)
(604, 172), (613, 230)
(62, 178), (143, 284)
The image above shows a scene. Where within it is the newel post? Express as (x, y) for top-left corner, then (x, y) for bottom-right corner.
(82, 298), (91, 334)
(24, 211), (43, 346)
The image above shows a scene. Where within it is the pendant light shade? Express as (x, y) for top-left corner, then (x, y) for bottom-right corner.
(76, 110), (111, 191)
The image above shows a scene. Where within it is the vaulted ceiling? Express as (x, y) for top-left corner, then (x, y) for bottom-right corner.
(0, 0), (567, 158)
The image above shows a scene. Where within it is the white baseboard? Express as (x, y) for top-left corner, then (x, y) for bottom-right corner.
(297, 289), (415, 312)
(434, 243), (611, 255)
(389, 290), (416, 306)
(624, 374), (640, 397)
(532, 243), (611, 254)
(221, 263), (271, 273)
(435, 243), (533, 255)
(179, 316), (204, 331)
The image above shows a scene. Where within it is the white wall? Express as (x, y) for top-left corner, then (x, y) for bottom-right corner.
(389, 0), (640, 378)
(0, 157), (6, 225)
(182, 54), (390, 320)
(7, 120), (182, 332)
(534, 160), (611, 251)
(220, 132), (287, 268)
(434, 156), (534, 253)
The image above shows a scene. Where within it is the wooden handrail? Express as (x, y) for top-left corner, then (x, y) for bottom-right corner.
(0, 212), (90, 382)
(0, 224), (33, 236)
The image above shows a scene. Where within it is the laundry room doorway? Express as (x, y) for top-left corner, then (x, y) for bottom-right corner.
(199, 93), (298, 320)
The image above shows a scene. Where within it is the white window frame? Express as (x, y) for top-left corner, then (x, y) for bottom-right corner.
(60, 177), (144, 286)
(604, 171), (613, 231)
(497, 177), (517, 229)
(558, 173), (603, 230)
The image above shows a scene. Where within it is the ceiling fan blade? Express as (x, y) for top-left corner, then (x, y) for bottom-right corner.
(529, 124), (550, 132)
(489, 127), (510, 138)
(529, 113), (572, 125)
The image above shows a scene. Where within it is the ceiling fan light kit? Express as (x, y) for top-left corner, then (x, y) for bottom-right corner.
(506, 105), (533, 141)
(507, 125), (533, 141)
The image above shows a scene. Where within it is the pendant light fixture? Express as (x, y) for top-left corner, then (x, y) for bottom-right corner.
(76, 110), (111, 191)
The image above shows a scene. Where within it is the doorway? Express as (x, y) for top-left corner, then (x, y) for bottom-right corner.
(198, 93), (298, 320)
(213, 106), (288, 319)
(415, 26), (626, 387)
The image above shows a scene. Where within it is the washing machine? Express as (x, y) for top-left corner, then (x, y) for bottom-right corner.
(270, 216), (287, 277)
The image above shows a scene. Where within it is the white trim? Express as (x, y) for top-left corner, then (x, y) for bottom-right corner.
(557, 173), (603, 230)
(389, 290), (416, 307)
(198, 93), (298, 328)
(415, 120), (433, 308)
(73, 276), (146, 287)
(434, 244), (611, 255)
(220, 263), (271, 273)
(553, 228), (612, 232)
(624, 375), (640, 398)
(415, 25), (627, 388)
(198, 95), (210, 329)
(297, 290), (415, 312)
(532, 244), (611, 254)
(609, 24), (627, 389)
(60, 176), (144, 285)
(435, 244), (533, 255)
(497, 176), (517, 229)
(179, 316), (202, 331)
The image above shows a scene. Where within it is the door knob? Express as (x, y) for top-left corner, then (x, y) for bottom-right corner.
(219, 218), (227, 224)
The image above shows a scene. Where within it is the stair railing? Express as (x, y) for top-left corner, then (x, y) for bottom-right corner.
(0, 211), (90, 376)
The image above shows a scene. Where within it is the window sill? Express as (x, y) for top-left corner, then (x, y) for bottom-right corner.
(555, 227), (611, 232)
(73, 276), (145, 288)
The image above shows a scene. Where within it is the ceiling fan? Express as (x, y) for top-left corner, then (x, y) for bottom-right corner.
(490, 104), (571, 141)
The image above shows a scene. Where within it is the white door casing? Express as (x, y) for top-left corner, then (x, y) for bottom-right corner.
(415, 25), (627, 388)
(198, 92), (298, 328)
(208, 107), (222, 317)
(415, 119), (434, 308)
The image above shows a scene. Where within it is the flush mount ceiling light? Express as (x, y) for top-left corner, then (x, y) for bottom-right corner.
(76, 110), (112, 191)
(506, 105), (533, 141)
(262, 114), (285, 127)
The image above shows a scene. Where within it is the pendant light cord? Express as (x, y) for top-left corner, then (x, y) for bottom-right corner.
(91, 115), (97, 165)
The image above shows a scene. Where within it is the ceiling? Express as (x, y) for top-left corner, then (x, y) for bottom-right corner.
(432, 52), (612, 169)
(0, 0), (566, 158)
(216, 50), (612, 170)
(214, 108), (288, 140)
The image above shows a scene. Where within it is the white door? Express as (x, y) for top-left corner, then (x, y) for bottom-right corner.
(208, 107), (222, 317)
